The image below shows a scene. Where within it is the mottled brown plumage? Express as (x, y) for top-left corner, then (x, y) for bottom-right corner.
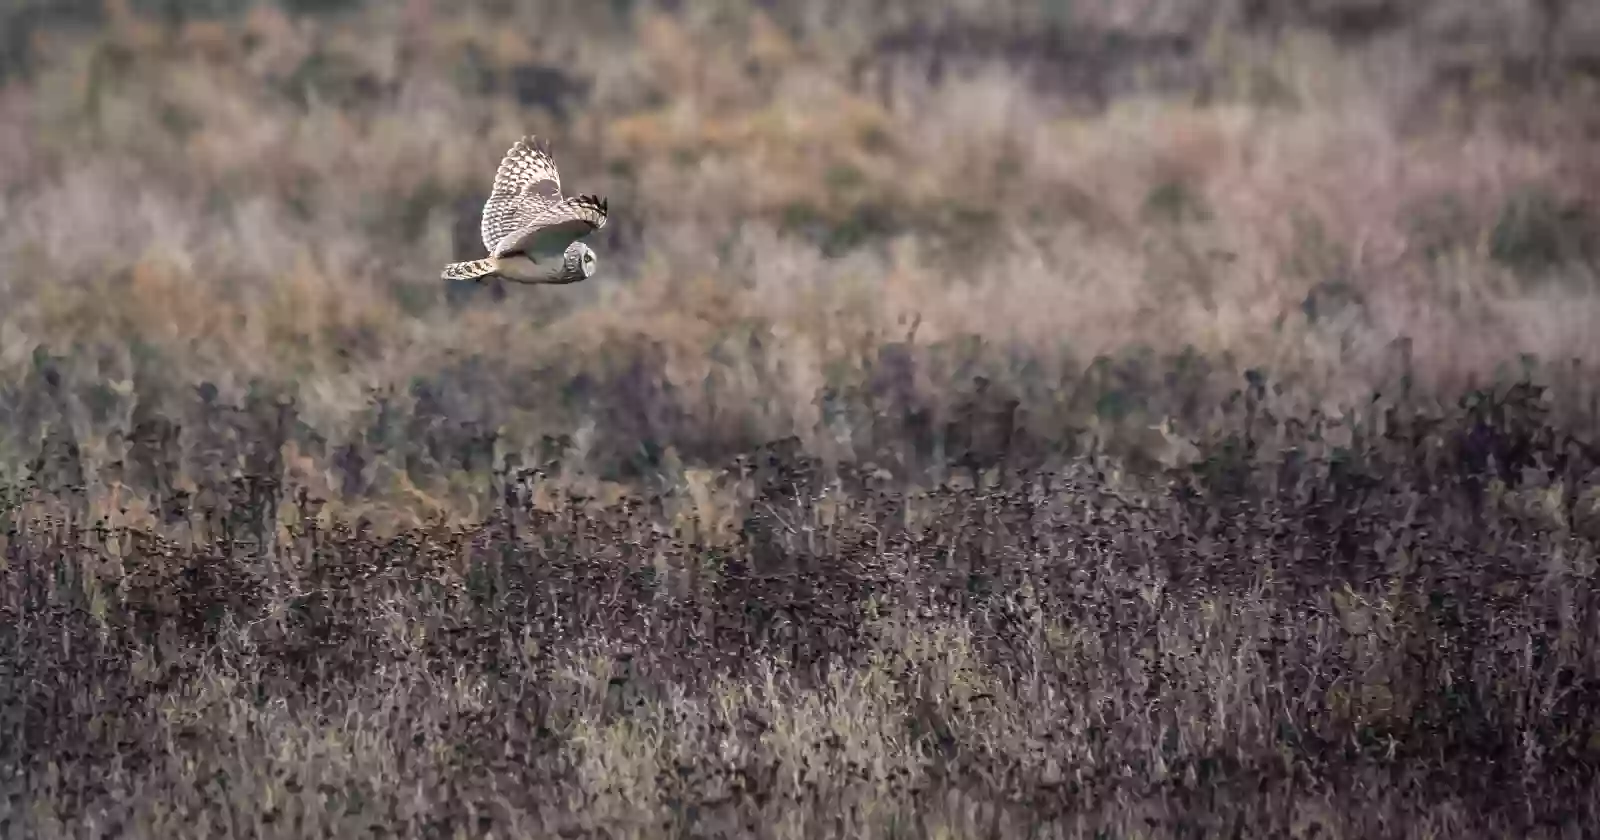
(442, 135), (609, 285)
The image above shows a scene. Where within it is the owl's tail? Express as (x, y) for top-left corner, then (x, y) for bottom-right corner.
(441, 258), (498, 282)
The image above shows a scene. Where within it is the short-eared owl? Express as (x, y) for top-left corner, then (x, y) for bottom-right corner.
(441, 135), (609, 285)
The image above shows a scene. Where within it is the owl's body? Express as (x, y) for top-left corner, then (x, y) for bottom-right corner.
(441, 135), (608, 285)
(441, 242), (594, 285)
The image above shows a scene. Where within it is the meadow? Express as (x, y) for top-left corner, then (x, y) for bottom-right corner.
(2, 1), (1600, 837)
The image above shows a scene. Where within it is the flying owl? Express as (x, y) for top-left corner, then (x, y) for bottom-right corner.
(441, 135), (609, 285)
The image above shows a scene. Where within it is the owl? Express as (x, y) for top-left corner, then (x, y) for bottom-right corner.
(441, 135), (609, 285)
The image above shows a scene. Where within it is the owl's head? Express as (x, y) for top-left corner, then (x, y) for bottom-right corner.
(578, 243), (598, 279)
(562, 241), (599, 282)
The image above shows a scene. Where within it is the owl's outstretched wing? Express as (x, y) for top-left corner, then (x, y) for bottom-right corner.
(493, 194), (609, 259)
(479, 135), (564, 253)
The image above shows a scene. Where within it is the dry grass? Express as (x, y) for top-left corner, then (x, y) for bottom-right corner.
(1, 1), (1599, 837)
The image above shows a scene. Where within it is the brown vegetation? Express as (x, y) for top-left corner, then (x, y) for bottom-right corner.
(1, 1), (1599, 837)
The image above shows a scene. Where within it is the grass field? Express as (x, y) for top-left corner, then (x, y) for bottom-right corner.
(2, 1), (1600, 837)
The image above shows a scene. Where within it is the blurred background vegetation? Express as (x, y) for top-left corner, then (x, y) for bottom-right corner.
(3, 2), (1600, 837)
(0, 0), (1594, 526)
